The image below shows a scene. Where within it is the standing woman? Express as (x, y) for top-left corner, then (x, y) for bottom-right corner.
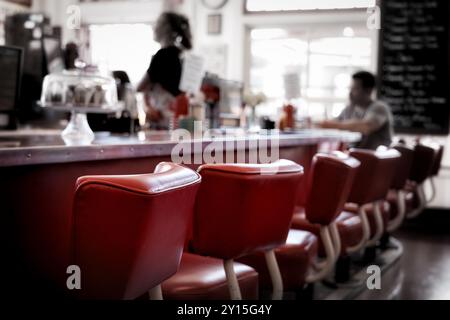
(137, 12), (193, 130)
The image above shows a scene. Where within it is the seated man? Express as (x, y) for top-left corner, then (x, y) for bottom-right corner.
(320, 71), (394, 150)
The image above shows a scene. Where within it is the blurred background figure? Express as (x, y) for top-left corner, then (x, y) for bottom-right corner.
(63, 42), (79, 70)
(137, 12), (193, 130)
(319, 71), (394, 150)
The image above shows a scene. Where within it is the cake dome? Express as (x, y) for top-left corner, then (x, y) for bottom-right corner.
(40, 70), (119, 109)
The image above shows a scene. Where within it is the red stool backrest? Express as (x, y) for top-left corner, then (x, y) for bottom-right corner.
(191, 160), (304, 260)
(71, 163), (201, 300)
(391, 145), (414, 190)
(348, 148), (401, 205)
(410, 144), (436, 184)
(304, 153), (360, 225)
(431, 145), (444, 177)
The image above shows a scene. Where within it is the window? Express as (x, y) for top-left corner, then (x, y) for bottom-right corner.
(249, 24), (373, 121)
(89, 23), (160, 85)
(246, 0), (376, 12)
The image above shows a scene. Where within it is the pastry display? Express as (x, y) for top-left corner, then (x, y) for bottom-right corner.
(41, 70), (118, 109)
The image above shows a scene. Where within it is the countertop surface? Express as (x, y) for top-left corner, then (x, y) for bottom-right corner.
(0, 128), (361, 167)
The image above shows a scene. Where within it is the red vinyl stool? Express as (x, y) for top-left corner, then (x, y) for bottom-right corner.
(342, 148), (401, 252)
(351, 144), (414, 237)
(329, 149), (401, 282)
(289, 153), (361, 280)
(165, 160), (304, 300)
(240, 153), (359, 293)
(71, 163), (201, 300)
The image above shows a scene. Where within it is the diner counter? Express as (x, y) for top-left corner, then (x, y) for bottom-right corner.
(0, 128), (361, 167)
(1, 127), (360, 293)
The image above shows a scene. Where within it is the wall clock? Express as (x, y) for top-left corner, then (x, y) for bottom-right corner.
(201, 0), (228, 10)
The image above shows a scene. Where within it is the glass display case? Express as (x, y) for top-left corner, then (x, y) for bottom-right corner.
(41, 70), (119, 110)
(40, 70), (121, 145)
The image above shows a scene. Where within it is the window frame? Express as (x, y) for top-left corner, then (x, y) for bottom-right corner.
(245, 20), (377, 120)
(243, 0), (377, 15)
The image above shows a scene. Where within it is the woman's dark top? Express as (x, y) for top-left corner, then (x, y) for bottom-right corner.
(146, 46), (182, 97)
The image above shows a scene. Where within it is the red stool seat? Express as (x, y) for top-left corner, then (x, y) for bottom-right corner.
(336, 212), (365, 252)
(292, 208), (363, 256)
(162, 253), (258, 300)
(238, 230), (318, 290)
(344, 204), (389, 238)
(291, 207), (320, 237)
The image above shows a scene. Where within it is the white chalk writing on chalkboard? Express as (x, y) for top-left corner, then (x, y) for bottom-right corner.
(378, 0), (449, 134)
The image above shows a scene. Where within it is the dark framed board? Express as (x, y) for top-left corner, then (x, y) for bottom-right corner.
(378, 0), (450, 135)
(4, 0), (32, 6)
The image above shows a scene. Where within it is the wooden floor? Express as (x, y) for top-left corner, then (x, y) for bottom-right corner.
(356, 209), (450, 300)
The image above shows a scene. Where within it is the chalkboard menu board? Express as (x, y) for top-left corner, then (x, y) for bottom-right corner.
(378, 0), (450, 135)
